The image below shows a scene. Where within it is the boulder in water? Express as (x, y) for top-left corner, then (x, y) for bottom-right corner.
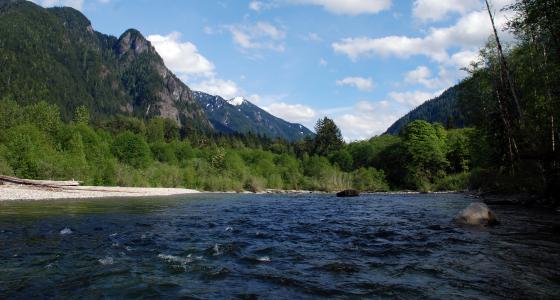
(336, 190), (360, 197)
(454, 203), (499, 226)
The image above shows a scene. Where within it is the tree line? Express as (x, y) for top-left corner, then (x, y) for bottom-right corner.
(0, 100), (474, 192)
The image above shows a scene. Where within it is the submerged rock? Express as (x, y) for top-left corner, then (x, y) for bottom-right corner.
(337, 190), (360, 197)
(454, 203), (499, 226)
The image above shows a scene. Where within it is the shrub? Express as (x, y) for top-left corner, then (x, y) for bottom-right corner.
(112, 131), (152, 169)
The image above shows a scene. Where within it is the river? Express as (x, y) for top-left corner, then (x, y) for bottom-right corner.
(0, 193), (559, 299)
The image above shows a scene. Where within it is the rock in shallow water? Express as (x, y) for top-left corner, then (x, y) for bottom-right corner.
(454, 203), (499, 226)
(336, 190), (360, 197)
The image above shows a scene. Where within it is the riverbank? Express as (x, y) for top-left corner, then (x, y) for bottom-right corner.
(0, 184), (199, 201)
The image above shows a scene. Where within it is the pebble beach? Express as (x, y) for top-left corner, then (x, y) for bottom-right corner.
(0, 184), (199, 201)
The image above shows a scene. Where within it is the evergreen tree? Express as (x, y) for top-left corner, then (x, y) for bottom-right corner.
(313, 117), (344, 156)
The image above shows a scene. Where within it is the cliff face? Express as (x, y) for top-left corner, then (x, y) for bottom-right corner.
(0, 0), (212, 131)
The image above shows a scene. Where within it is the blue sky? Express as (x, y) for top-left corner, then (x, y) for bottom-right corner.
(33, 0), (515, 140)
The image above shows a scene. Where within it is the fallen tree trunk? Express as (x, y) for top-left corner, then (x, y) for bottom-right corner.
(0, 175), (81, 188)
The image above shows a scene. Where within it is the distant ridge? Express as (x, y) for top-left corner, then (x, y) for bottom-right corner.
(385, 86), (466, 135)
(193, 91), (315, 141)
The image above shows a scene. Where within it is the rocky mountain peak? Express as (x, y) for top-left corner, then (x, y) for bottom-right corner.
(117, 29), (155, 57)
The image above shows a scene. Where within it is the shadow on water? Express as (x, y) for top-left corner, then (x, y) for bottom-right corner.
(0, 193), (559, 299)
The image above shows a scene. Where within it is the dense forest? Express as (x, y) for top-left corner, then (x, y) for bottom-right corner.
(454, 0), (559, 203)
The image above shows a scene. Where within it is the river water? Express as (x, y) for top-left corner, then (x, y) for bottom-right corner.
(0, 193), (559, 299)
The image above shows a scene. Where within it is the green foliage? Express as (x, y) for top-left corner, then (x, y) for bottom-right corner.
(112, 131), (151, 169)
(352, 168), (389, 192)
(329, 149), (353, 172)
(73, 105), (90, 125)
(313, 117), (344, 156)
(0, 99), (479, 193)
(434, 173), (470, 191)
(454, 0), (560, 200)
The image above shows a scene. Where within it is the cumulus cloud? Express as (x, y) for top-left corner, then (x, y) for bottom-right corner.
(413, 0), (482, 22)
(31, 0), (84, 10)
(146, 32), (243, 99)
(336, 77), (374, 91)
(190, 78), (241, 99)
(227, 22), (286, 52)
(389, 90), (443, 109)
(290, 0), (392, 15)
(334, 101), (403, 141)
(147, 32), (215, 77)
(332, 0), (515, 67)
(263, 102), (317, 124)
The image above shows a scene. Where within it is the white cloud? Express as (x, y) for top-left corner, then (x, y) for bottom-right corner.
(147, 32), (214, 77)
(263, 102), (317, 124)
(227, 22), (286, 52)
(247, 94), (262, 104)
(333, 101), (403, 141)
(405, 66), (434, 87)
(248, 1), (278, 12)
(336, 77), (374, 91)
(413, 0), (482, 22)
(403, 65), (454, 89)
(332, 0), (515, 67)
(249, 1), (264, 11)
(31, 0), (84, 10)
(389, 90), (443, 109)
(147, 32), (242, 99)
(290, 0), (392, 15)
(190, 78), (241, 99)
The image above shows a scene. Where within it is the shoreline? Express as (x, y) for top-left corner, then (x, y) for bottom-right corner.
(0, 184), (199, 201)
(0, 183), (466, 202)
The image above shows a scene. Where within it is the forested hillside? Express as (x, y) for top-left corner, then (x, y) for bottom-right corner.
(385, 87), (466, 135)
(0, 0), (211, 131)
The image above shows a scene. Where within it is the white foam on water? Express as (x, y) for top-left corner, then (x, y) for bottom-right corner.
(158, 254), (193, 269)
(213, 244), (222, 256)
(59, 228), (73, 235)
(225, 226), (233, 232)
(98, 256), (114, 265)
(258, 256), (271, 262)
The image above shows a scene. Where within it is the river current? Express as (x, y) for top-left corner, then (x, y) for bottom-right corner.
(0, 193), (559, 299)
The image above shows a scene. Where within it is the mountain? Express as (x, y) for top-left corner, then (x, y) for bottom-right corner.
(385, 86), (466, 135)
(0, 0), (211, 131)
(193, 91), (315, 141)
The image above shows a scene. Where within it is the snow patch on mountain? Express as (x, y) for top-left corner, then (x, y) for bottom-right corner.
(228, 96), (245, 106)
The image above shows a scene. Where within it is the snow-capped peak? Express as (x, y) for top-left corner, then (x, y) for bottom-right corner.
(228, 96), (245, 106)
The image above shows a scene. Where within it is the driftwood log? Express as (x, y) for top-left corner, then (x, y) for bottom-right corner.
(0, 175), (81, 188)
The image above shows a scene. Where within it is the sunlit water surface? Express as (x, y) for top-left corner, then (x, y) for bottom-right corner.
(0, 194), (559, 299)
